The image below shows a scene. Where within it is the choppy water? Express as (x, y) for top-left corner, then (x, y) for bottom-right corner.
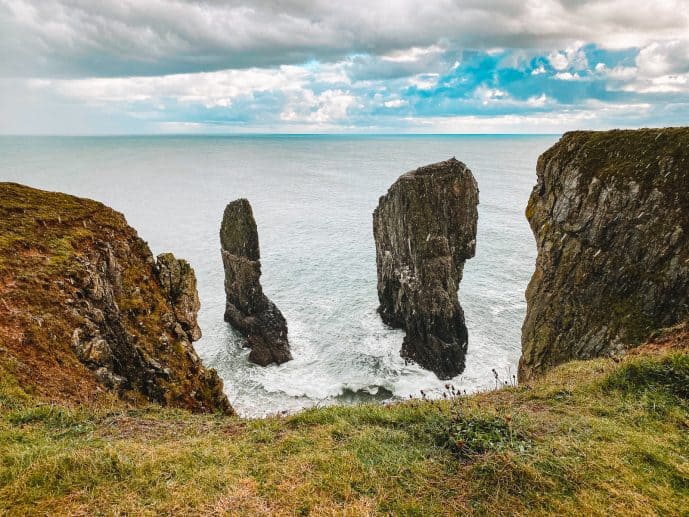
(0, 135), (558, 417)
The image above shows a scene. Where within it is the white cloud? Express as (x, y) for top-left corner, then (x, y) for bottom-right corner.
(383, 99), (408, 108)
(27, 66), (312, 107)
(408, 73), (439, 90)
(606, 66), (638, 80)
(553, 72), (585, 81)
(526, 93), (549, 107)
(280, 89), (355, 124)
(381, 45), (445, 63)
(548, 43), (589, 72)
(474, 85), (508, 105)
(604, 39), (689, 93)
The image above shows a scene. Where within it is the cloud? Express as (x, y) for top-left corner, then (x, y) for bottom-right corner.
(280, 89), (356, 124)
(637, 42), (686, 76)
(1, 2), (689, 133)
(553, 72), (585, 81)
(599, 39), (689, 94)
(1, 0), (688, 78)
(548, 43), (589, 71)
(9, 40), (689, 134)
(383, 99), (408, 108)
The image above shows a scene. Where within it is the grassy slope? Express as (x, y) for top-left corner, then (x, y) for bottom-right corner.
(2, 329), (689, 516)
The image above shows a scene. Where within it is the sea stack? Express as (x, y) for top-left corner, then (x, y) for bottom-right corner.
(520, 128), (689, 381)
(220, 199), (292, 366)
(373, 158), (479, 379)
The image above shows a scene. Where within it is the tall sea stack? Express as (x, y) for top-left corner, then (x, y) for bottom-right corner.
(221, 199), (292, 366)
(520, 128), (689, 381)
(373, 158), (479, 379)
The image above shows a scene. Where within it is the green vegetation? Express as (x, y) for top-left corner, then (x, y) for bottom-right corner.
(545, 128), (689, 203)
(2, 345), (688, 515)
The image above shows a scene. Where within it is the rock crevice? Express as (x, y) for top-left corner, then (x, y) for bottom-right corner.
(373, 158), (479, 379)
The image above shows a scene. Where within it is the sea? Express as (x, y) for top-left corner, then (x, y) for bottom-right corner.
(0, 134), (559, 417)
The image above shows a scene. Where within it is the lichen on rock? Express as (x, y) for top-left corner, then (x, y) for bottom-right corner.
(221, 199), (292, 366)
(373, 158), (479, 379)
(520, 128), (689, 381)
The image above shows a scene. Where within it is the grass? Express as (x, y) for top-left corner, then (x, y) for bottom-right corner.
(1, 344), (689, 515)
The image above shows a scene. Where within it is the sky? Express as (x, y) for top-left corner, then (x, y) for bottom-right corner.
(1, 0), (689, 134)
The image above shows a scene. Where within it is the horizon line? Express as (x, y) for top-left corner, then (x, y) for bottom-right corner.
(0, 132), (564, 138)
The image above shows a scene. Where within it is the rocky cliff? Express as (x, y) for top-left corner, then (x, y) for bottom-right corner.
(520, 128), (689, 380)
(221, 199), (291, 366)
(373, 158), (479, 379)
(0, 183), (233, 414)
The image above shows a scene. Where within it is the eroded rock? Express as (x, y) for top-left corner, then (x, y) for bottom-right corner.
(221, 199), (291, 366)
(373, 158), (479, 379)
(520, 128), (689, 381)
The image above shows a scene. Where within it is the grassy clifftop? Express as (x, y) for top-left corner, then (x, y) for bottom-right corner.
(2, 327), (688, 515)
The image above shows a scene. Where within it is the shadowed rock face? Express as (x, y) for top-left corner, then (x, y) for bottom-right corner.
(520, 128), (689, 381)
(221, 199), (292, 366)
(373, 158), (479, 379)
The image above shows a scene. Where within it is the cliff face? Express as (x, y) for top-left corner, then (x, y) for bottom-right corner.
(220, 199), (291, 366)
(0, 183), (233, 414)
(520, 128), (689, 380)
(373, 158), (479, 379)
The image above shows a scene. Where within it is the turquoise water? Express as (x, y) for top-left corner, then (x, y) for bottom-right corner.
(0, 135), (558, 416)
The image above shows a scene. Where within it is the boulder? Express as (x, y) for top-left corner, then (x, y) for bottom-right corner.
(373, 158), (479, 379)
(520, 128), (689, 380)
(221, 199), (292, 366)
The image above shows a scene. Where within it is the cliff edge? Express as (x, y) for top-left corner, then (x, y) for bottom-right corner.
(520, 128), (689, 380)
(0, 183), (233, 414)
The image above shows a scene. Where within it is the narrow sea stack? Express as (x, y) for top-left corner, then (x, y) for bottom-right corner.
(221, 199), (291, 366)
(373, 158), (479, 379)
(520, 128), (689, 381)
(0, 183), (233, 414)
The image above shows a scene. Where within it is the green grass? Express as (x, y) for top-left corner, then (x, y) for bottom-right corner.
(1, 349), (689, 515)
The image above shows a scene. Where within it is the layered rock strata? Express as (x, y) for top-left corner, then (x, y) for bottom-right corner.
(520, 128), (689, 380)
(373, 158), (479, 379)
(0, 182), (233, 414)
(220, 199), (291, 366)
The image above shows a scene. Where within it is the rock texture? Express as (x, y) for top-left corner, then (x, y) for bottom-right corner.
(373, 158), (479, 379)
(520, 128), (689, 381)
(0, 183), (233, 414)
(221, 199), (291, 366)
(156, 253), (202, 342)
